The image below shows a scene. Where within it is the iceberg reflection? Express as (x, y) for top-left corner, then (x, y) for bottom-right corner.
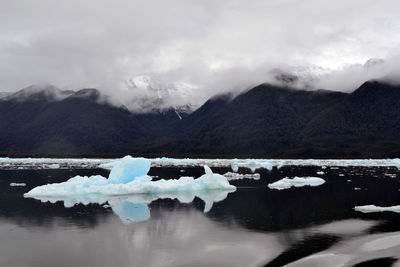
(27, 190), (233, 223)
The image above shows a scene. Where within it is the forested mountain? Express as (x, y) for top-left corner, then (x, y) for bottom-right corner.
(1, 80), (400, 158)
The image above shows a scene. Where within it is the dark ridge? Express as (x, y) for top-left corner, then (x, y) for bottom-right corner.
(2, 80), (400, 158)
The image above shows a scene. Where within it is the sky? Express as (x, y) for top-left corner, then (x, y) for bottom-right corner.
(1, 0), (400, 111)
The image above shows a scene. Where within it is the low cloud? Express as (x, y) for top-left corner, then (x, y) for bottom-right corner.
(1, 0), (400, 110)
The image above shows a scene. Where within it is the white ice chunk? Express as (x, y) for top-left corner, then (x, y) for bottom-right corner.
(10, 182), (26, 187)
(268, 177), (325, 190)
(231, 158), (239, 172)
(224, 172), (260, 181)
(46, 164), (60, 169)
(354, 205), (400, 213)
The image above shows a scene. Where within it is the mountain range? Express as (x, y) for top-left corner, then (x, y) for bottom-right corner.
(1, 80), (400, 158)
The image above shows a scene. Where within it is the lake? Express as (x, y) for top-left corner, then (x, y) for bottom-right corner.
(0, 161), (400, 266)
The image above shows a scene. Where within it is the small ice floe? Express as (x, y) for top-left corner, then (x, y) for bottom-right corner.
(46, 164), (60, 169)
(10, 182), (26, 187)
(354, 205), (400, 213)
(384, 173), (397, 178)
(316, 171), (325, 175)
(231, 159), (239, 172)
(231, 165), (239, 172)
(223, 172), (260, 181)
(268, 177), (325, 190)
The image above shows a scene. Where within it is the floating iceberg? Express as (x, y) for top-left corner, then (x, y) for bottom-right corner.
(46, 164), (60, 169)
(10, 182), (26, 187)
(24, 156), (235, 223)
(25, 156), (235, 197)
(268, 177), (325, 190)
(223, 172), (260, 181)
(354, 205), (400, 213)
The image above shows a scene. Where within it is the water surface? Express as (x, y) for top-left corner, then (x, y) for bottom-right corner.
(1, 166), (400, 266)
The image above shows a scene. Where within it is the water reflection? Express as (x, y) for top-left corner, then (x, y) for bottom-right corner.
(1, 209), (399, 267)
(2, 166), (400, 266)
(0, 210), (283, 267)
(26, 190), (233, 223)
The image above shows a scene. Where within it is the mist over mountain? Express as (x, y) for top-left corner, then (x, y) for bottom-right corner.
(2, 0), (400, 111)
(1, 79), (400, 158)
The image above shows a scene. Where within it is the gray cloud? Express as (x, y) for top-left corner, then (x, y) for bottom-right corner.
(1, 0), (400, 110)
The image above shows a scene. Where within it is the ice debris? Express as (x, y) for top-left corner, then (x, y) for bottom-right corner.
(4, 157), (400, 170)
(268, 177), (325, 190)
(223, 172), (260, 181)
(46, 164), (60, 169)
(10, 182), (26, 187)
(354, 205), (400, 213)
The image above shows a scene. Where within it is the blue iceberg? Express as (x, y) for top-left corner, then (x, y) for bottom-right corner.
(24, 156), (236, 222)
(25, 156), (236, 196)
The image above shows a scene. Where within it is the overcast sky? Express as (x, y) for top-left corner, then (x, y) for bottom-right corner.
(1, 0), (400, 110)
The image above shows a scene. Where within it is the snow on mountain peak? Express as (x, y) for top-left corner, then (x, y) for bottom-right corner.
(121, 75), (197, 112)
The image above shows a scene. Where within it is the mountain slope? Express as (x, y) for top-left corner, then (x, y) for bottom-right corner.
(0, 87), (182, 156)
(2, 81), (400, 158)
(170, 84), (347, 157)
(294, 81), (400, 157)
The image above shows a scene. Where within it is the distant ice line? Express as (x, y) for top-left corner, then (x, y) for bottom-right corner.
(2, 157), (400, 170)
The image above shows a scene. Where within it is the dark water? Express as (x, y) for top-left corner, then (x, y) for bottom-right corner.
(1, 166), (400, 267)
